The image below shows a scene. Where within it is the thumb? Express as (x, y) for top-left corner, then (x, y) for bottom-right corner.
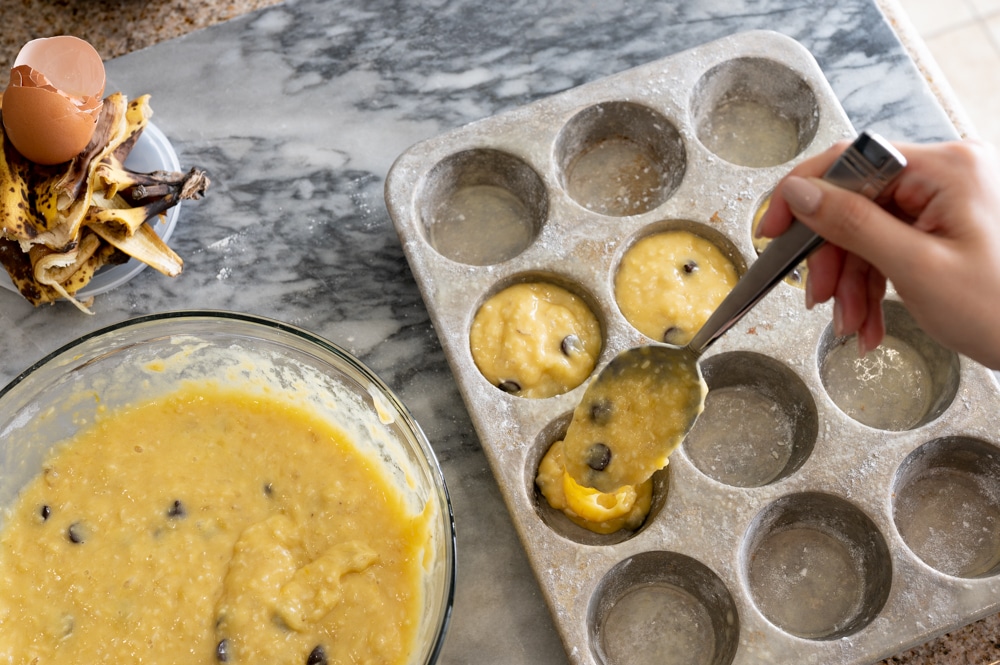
(779, 175), (922, 276)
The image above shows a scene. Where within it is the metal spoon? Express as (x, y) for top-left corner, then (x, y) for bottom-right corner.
(563, 132), (908, 492)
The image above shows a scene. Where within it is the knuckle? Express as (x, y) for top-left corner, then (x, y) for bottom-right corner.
(819, 188), (871, 238)
(943, 139), (993, 169)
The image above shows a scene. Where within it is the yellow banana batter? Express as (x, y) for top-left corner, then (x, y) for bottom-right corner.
(470, 282), (601, 398)
(0, 384), (429, 665)
(615, 230), (738, 344)
(751, 195), (807, 288)
(536, 439), (652, 534)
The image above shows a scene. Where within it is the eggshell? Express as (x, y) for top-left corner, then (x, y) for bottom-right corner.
(1, 36), (106, 165)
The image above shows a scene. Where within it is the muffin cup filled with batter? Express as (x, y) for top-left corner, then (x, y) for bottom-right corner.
(750, 193), (807, 289)
(530, 413), (669, 544)
(470, 279), (603, 399)
(614, 224), (743, 345)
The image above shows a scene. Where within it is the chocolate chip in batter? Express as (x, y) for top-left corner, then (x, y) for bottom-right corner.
(788, 267), (802, 283)
(663, 326), (685, 345)
(167, 500), (186, 518)
(683, 260), (698, 274)
(67, 522), (85, 544)
(307, 645), (328, 665)
(216, 638), (230, 662)
(40, 505), (51, 521)
(560, 334), (581, 356)
(263, 482), (274, 497)
(589, 399), (612, 425)
(587, 443), (612, 471)
(498, 380), (521, 395)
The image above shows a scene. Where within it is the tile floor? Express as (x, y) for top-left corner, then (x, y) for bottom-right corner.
(897, 0), (1000, 145)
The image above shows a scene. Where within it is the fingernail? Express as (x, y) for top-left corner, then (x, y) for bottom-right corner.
(805, 272), (815, 310)
(857, 335), (869, 358)
(833, 299), (845, 337)
(782, 176), (822, 216)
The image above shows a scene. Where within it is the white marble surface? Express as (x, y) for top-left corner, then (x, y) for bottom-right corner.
(0, 0), (961, 663)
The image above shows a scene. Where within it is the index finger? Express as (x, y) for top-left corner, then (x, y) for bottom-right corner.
(757, 139), (852, 238)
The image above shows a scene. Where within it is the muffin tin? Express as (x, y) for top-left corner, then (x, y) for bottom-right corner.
(384, 30), (1000, 665)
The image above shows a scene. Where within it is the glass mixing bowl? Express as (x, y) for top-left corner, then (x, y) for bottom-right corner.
(0, 310), (455, 664)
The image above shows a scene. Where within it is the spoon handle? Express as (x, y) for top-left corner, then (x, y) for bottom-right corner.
(687, 131), (907, 355)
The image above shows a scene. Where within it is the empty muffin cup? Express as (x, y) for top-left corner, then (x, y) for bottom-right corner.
(555, 101), (686, 217)
(893, 436), (1000, 578)
(683, 351), (817, 487)
(418, 149), (547, 265)
(743, 492), (891, 639)
(692, 57), (819, 167)
(590, 551), (739, 665)
(819, 300), (960, 431)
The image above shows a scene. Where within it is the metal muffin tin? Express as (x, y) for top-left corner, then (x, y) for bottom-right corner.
(385, 30), (1000, 665)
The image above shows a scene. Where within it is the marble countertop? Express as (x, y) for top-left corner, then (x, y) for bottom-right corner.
(0, 0), (997, 663)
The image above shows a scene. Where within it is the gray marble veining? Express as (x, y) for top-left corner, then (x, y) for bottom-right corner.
(0, 1), (962, 663)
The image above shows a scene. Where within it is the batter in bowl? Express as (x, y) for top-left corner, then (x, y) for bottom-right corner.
(615, 230), (738, 344)
(0, 383), (430, 665)
(470, 282), (602, 398)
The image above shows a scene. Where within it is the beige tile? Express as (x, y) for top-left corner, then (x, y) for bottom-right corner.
(970, 0), (1000, 17)
(988, 12), (1000, 42)
(925, 22), (1000, 146)
(897, 0), (976, 36)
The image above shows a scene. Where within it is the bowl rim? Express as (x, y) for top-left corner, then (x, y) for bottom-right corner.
(0, 308), (457, 664)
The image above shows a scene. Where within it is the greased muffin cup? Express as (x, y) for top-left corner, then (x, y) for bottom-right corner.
(385, 30), (1000, 665)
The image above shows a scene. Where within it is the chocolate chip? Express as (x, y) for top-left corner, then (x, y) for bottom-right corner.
(167, 500), (186, 518)
(663, 326), (685, 345)
(788, 268), (802, 283)
(587, 443), (612, 471)
(683, 260), (698, 273)
(67, 522), (84, 544)
(263, 483), (274, 497)
(40, 505), (51, 521)
(498, 380), (521, 394)
(307, 645), (328, 665)
(589, 399), (612, 425)
(560, 334), (581, 356)
(216, 638), (230, 662)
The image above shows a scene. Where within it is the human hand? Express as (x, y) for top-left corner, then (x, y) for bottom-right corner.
(757, 138), (1000, 369)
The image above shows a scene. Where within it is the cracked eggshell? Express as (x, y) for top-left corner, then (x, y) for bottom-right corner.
(1, 36), (106, 165)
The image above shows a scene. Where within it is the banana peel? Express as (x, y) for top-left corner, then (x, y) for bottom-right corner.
(0, 92), (209, 313)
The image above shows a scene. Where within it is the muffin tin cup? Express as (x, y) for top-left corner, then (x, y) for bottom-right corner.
(385, 30), (1000, 665)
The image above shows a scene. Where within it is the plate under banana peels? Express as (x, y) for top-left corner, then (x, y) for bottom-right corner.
(0, 92), (209, 313)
